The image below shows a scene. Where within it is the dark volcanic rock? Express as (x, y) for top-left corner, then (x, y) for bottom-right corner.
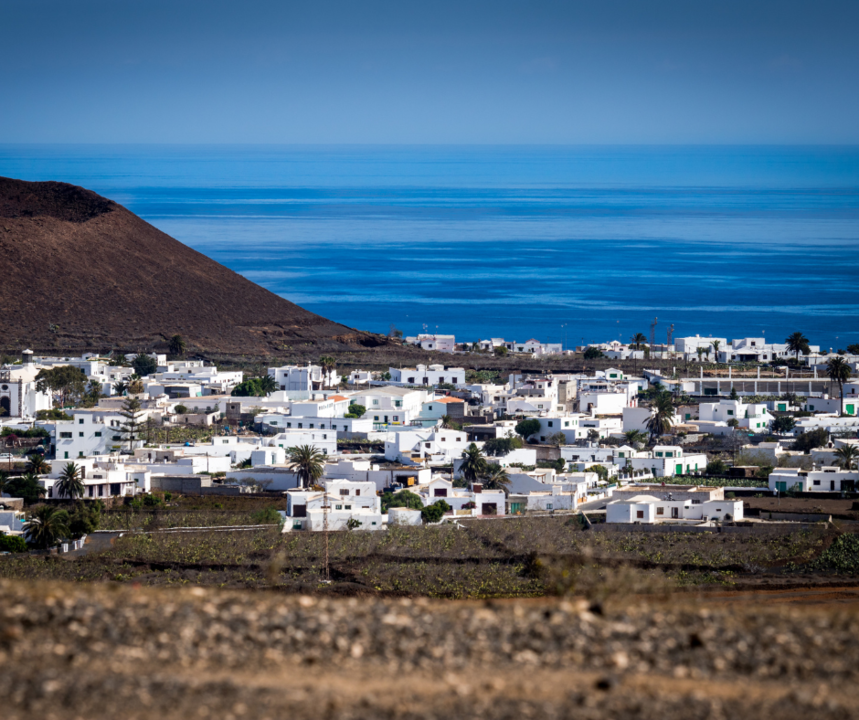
(0, 176), (389, 356)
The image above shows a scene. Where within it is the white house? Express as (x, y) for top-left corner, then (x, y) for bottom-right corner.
(626, 446), (707, 478)
(769, 467), (859, 493)
(804, 397), (859, 417)
(416, 477), (506, 517)
(385, 429), (470, 464)
(43, 457), (138, 499)
(0, 365), (53, 419)
(606, 494), (743, 523)
(698, 399), (773, 434)
(284, 479), (383, 532)
(347, 386), (430, 427)
(418, 396), (466, 422)
(528, 415), (587, 444)
(388, 364), (466, 387)
(268, 364), (340, 393)
(622, 406), (682, 434)
(413, 334), (456, 353)
(269, 429), (337, 456)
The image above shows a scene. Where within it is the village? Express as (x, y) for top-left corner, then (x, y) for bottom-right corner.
(1, 328), (857, 550)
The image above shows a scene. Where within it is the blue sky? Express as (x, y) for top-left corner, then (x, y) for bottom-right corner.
(2, 0), (858, 144)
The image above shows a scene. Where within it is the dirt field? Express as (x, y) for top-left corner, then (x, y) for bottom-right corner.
(2, 579), (859, 719)
(745, 496), (859, 519)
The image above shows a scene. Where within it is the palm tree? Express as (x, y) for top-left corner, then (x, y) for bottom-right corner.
(286, 445), (326, 488)
(258, 375), (277, 395)
(26, 453), (49, 475)
(645, 394), (675, 442)
(168, 334), (186, 357)
(481, 463), (511, 493)
(696, 347), (705, 363)
(23, 505), (70, 550)
(0, 471), (10, 496)
(623, 430), (647, 448)
(711, 340), (721, 362)
(55, 462), (85, 499)
(629, 332), (647, 373)
(834, 445), (859, 471)
(113, 379), (129, 396)
(440, 415), (456, 429)
(318, 356), (336, 388)
(826, 356), (851, 414)
(459, 443), (487, 484)
(785, 332), (810, 362)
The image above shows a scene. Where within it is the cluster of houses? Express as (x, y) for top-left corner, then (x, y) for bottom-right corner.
(0, 339), (857, 535)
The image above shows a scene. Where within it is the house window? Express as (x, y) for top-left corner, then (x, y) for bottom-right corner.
(335, 504), (342, 510)
(813, 480), (820, 486)
(393, 416), (398, 422)
(79, 419), (84, 424)
(298, 423), (302, 428)
(727, 410), (734, 416)
(434, 488), (448, 497)
(340, 489), (349, 495)
(64, 452), (68, 459)
(548, 421), (553, 427)
(95, 432), (102, 437)
(287, 422), (291, 428)
(309, 423), (314, 428)
(345, 505), (352, 510)
(60, 432), (72, 439)
(564, 422), (569, 428)
(79, 432), (84, 438)
(428, 406), (433, 411)
(656, 507), (664, 515)
(355, 489), (360, 496)
(636, 510), (644, 519)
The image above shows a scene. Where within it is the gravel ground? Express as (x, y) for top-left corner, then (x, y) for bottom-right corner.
(1, 579), (858, 719)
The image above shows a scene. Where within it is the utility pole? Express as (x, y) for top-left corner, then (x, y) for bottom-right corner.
(323, 487), (330, 582)
(650, 317), (658, 359)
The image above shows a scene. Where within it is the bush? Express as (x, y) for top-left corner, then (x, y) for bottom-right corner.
(68, 502), (101, 539)
(421, 500), (451, 523)
(793, 428), (830, 453)
(344, 403), (366, 419)
(251, 506), (283, 526)
(583, 347), (604, 359)
(771, 416), (796, 434)
(174, 404), (189, 415)
(143, 494), (163, 507)
(706, 458), (728, 475)
(0, 534), (28, 553)
(381, 490), (423, 513)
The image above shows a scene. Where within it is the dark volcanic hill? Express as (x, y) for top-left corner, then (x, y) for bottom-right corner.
(0, 177), (388, 357)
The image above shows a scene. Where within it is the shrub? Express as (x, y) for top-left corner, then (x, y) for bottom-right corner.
(421, 500), (451, 524)
(0, 534), (28, 553)
(483, 436), (523, 456)
(251, 506), (283, 526)
(143, 494), (163, 507)
(381, 490), (423, 513)
(793, 428), (830, 453)
(515, 419), (541, 440)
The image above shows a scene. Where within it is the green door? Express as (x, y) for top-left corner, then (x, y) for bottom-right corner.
(777, 403), (786, 411)
(675, 463), (683, 475)
(776, 481), (787, 492)
(848, 404), (855, 415)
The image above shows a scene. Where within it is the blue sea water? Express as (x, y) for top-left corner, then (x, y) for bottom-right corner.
(2, 145), (858, 350)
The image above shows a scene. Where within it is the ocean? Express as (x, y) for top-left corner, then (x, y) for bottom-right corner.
(2, 145), (858, 350)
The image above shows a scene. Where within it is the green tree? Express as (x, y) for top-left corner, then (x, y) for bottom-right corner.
(421, 499), (451, 523)
(583, 346), (604, 360)
(480, 463), (511, 493)
(587, 464), (609, 482)
(344, 403), (366, 418)
(514, 418), (541, 441)
(5, 473), (46, 504)
(793, 428), (829, 453)
(168, 334), (186, 357)
(483, 436), (523, 456)
(459, 443), (487, 484)
(24, 505), (70, 549)
(495, 346), (508, 357)
(35, 365), (87, 407)
(826, 356), (851, 413)
(26, 453), (49, 475)
(0, 535), (28, 553)
(706, 458), (728, 475)
(286, 444), (326, 488)
(68, 501), (101, 538)
(231, 377), (274, 397)
(118, 396), (144, 452)
(696, 347), (706, 363)
(730, 386), (739, 400)
(113, 379), (129, 396)
(771, 416), (796, 434)
(380, 489), (424, 513)
(847, 343), (859, 355)
(785, 332), (810, 361)
(131, 354), (158, 377)
(711, 340), (721, 360)
(258, 375), (277, 395)
(56, 462), (85, 499)
(835, 445), (859, 471)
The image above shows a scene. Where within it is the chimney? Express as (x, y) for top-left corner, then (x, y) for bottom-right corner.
(22, 349), (33, 365)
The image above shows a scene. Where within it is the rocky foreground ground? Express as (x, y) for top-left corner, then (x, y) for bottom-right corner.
(1, 579), (858, 720)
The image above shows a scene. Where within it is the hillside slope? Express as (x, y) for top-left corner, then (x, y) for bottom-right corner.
(0, 177), (387, 356)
